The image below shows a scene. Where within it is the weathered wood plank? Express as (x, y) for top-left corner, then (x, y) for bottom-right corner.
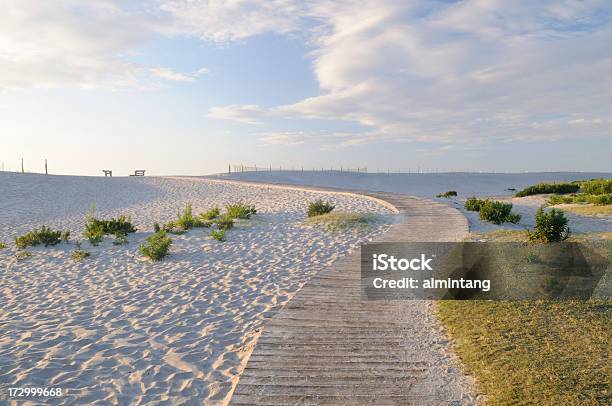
(231, 190), (475, 405)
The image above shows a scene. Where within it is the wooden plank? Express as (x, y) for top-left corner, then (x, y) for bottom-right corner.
(231, 191), (474, 405)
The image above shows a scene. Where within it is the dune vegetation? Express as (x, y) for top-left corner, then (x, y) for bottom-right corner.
(439, 230), (611, 405)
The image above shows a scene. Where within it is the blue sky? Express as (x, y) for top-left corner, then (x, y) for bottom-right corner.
(1, 0), (611, 175)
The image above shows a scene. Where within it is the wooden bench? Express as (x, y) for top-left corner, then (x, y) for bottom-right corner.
(102, 170), (113, 177)
(130, 170), (145, 177)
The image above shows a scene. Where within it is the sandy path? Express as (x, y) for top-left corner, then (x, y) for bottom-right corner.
(0, 174), (394, 405)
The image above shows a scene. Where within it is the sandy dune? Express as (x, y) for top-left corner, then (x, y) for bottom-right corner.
(0, 173), (394, 405)
(220, 171), (612, 234)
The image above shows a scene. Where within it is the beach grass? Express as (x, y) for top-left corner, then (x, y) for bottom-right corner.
(555, 205), (612, 217)
(439, 231), (611, 405)
(438, 299), (610, 405)
(306, 212), (376, 231)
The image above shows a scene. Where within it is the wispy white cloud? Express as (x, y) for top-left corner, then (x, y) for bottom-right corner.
(258, 132), (307, 145)
(150, 67), (208, 82)
(0, 0), (152, 89)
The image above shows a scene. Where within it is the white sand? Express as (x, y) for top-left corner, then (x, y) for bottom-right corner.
(220, 171), (612, 234)
(0, 173), (394, 405)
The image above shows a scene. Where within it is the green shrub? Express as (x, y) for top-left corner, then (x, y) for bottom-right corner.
(200, 207), (221, 220)
(84, 206), (136, 245)
(226, 203), (257, 219)
(71, 242), (90, 261)
(170, 204), (220, 228)
(506, 213), (522, 224)
(589, 194), (612, 205)
(0, 242), (6, 249)
(210, 229), (227, 242)
(84, 221), (104, 246)
(215, 215), (234, 230)
(140, 231), (172, 261)
(515, 183), (579, 197)
(437, 190), (457, 198)
(465, 197), (485, 212)
(153, 222), (161, 232)
(479, 200), (515, 225)
(579, 178), (612, 195)
(15, 226), (69, 249)
(528, 208), (570, 242)
(307, 199), (335, 217)
(15, 251), (32, 260)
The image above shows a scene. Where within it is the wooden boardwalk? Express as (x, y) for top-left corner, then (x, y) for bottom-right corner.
(231, 190), (474, 405)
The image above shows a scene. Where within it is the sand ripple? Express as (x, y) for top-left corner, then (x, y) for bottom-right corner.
(0, 174), (394, 405)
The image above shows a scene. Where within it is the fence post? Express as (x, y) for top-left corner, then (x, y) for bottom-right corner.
(21, 158), (24, 173)
(45, 159), (48, 175)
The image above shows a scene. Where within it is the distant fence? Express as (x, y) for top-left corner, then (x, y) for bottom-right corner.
(230, 165), (368, 173)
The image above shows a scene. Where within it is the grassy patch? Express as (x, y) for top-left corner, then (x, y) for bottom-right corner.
(446, 230), (611, 404)
(555, 205), (612, 217)
(71, 242), (91, 261)
(437, 190), (458, 198)
(15, 251), (32, 260)
(210, 229), (227, 242)
(140, 231), (172, 261)
(548, 193), (612, 206)
(515, 182), (580, 197)
(226, 203), (257, 219)
(200, 207), (221, 220)
(307, 199), (335, 217)
(0, 242), (6, 249)
(580, 178), (612, 195)
(214, 215), (234, 230)
(306, 212), (376, 231)
(438, 300), (610, 405)
(15, 226), (70, 249)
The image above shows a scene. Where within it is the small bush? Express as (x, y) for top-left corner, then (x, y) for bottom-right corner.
(579, 178), (612, 195)
(200, 207), (221, 220)
(15, 251), (32, 260)
(515, 183), (579, 197)
(437, 190), (457, 198)
(465, 197), (485, 212)
(210, 229), (227, 242)
(307, 199), (335, 217)
(71, 242), (90, 261)
(528, 208), (570, 242)
(506, 213), (522, 224)
(84, 222), (104, 246)
(215, 215), (234, 230)
(171, 204), (220, 228)
(479, 200), (515, 225)
(15, 226), (69, 249)
(226, 203), (257, 219)
(140, 231), (172, 261)
(153, 222), (161, 233)
(0, 242), (6, 249)
(84, 206), (136, 245)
